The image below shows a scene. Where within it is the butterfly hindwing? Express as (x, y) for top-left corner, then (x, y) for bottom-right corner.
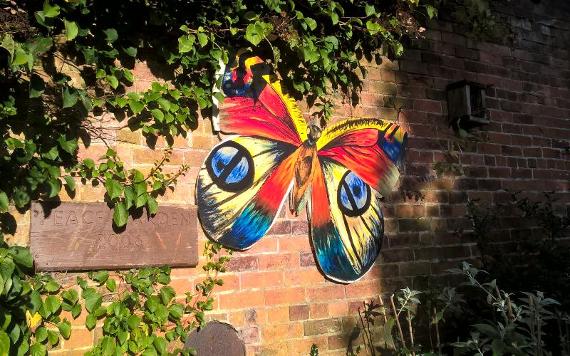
(197, 136), (298, 250)
(309, 158), (384, 283)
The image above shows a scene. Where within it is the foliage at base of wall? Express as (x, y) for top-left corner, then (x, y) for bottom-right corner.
(0, 240), (229, 355)
(348, 262), (569, 356)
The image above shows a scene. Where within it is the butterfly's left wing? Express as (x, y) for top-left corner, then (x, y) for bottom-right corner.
(308, 119), (407, 283)
(197, 136), (299, 250)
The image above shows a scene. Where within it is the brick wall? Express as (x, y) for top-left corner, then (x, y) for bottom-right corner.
(5, 1), (570, 354)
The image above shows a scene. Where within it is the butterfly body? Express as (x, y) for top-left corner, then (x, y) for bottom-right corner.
(196, 55), (407, 283)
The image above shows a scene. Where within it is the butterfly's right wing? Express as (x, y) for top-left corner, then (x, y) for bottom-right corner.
(196, 136), (299, 250)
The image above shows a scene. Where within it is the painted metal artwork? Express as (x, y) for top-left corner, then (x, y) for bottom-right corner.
(196, 54), (407, 283)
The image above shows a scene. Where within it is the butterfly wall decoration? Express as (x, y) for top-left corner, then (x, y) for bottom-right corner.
(196, 54), (408, 283)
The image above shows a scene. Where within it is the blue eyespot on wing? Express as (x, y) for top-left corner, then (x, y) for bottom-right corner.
(196, 136), (297, 250)
(308, 159), (384, 283)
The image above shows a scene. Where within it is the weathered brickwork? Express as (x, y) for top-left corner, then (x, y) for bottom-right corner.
(5, 1), (569, 354)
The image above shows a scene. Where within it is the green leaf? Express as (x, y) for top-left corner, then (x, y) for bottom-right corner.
(64, 20), (79, 41)
(245, 21), (273, 46)
(0, 191), (8, 213)
(1, 34), (15, 59)
(366, 20), (384, 35)
(90, 271), (109, 285)
(85, 314), (96, 330)
(159, 286), (175, 305)
(30, 342), (46, 356)
(62, 87), (78, 108)
(147, 196), (158, 215)
(42, 1), (60, 18)
(0, 331), (9, 356)
(127, 315), (140, 330)
(365, 4), (376, 17)
(30, 74), (45, 98)
(330, 12), (339, 25)
(47, 179), (61, 198)
(105, 179), (123, 200)
(57, 135), (78, 154)
(128, 99), (145, 114)
(64, 176), (76, 191)
(44, 280), (60, 293)
(107, 75), (119, 89)
(62, 289), (79, 304)
(425, 4), (437, 19)
(113, 202), (128, 227)
(35, 327), (48, 343)
(57, 320), (71, 339)
(197, 33), (209, 47)
(304, 17), (317, 31)
(47, 329), (59, 346)
(103, 28), (118, 43)
(151, 109), (164, 122)
(123, 47), (137, 57)
(83, 288), (102, 313)
(106, 278), (117, 292)
(44, 295), (62, 315)
(178, 35), (195, 53)
(71, 304), (81, 319)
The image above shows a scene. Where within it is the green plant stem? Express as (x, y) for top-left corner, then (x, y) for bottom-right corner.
(391, 294), (406, 350)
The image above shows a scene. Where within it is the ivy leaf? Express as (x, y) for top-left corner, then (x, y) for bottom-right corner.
(47, 179), (61, 198)
(103, 28), (118, 43)
(35, 327), (48, 343)
(105, 179), (123, 200)
(159, 286), (175, 305)
(30, 342), (46, 356)
(85, 314), (96, 330)
(62, 87), (78, 108)
(123, 46), (137, 57)
(0, 191), (8, 213)
(151, 109), (164, 122)
(44, 295), (62, 315)
(57, 136), (78, 154)
(245, 21), (273, 46)
(71, 304), (81, 319)
(365, 4), (376, 17)
(30, 74), (45, 98)
(106, 278), (117, 292)
(62, 289), (79, 304)
(57, 320), (71, 339)
(44, 280), (60, 293)
(90, 271), (109, 285)
(64, 20), (79, 41)
(42, 1), (60, 18)
(83, 289), (102, 313)
(147, 196), (158, 215)
(107, 75), (119, 89)
(128, 99), (145, 114)
(304, 17), (317, 31)
(0, 34), (15, 60)
(64, 176), (76, 192)
(426, 5), (437, 19)
(47, 329), (59, 346)
(127, 315), (140, 330)
(178, 35), (195, 53)
(113, 202), (128, 227)
(366, 20), (384, 35)
(197, 33), (209, 47)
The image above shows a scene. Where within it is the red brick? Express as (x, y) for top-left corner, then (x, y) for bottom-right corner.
(265, 287), (306, 305)
(289, 304), (310, 321)
(241, 271), (284, 289)
(219, 290), (265, 309)
(307, 285), (346, 302)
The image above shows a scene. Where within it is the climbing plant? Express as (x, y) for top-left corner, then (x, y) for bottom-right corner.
(0, 0), (504, 354)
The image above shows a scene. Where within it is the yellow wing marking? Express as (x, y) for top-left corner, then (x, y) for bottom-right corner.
(316, 118), (392, 150)
(269, 80), (308, 142)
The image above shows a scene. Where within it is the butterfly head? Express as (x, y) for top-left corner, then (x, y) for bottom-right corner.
(307, 124), (322, 146)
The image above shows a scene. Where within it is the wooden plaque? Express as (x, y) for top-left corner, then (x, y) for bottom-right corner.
(30, 202), (199, 271)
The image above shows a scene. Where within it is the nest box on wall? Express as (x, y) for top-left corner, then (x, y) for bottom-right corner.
(446, 80), (489, 131)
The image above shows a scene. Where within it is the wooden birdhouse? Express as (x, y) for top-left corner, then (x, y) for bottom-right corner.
(446, 80), (489, 130)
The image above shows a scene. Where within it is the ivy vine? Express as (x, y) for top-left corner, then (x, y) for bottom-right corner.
(0, 0), (507, 354)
